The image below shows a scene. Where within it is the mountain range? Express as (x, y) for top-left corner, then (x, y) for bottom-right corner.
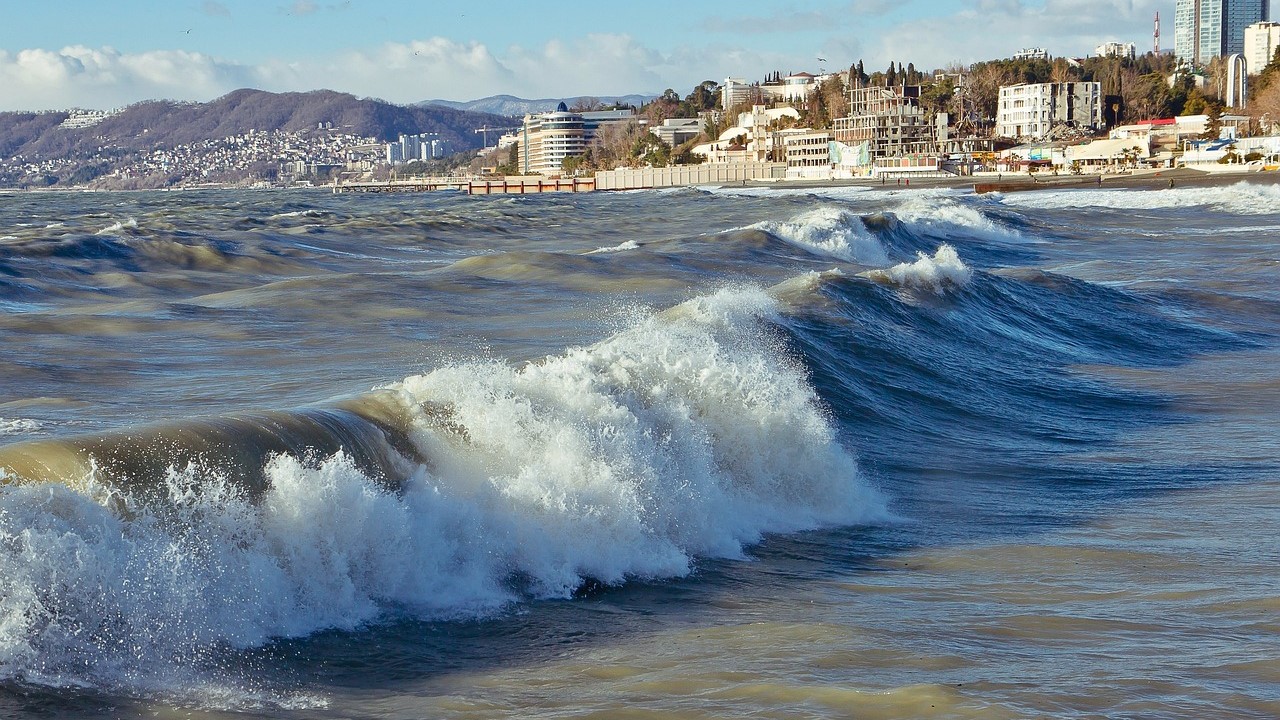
(0, 89), (516, 162)
(419, 94), (656, 118)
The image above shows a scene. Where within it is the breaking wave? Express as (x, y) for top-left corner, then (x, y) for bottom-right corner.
(996, 180), (1280, 216)
(863, 244), (972, 292)
(0, 285), (885, 695)
(750, 206), (889, 264)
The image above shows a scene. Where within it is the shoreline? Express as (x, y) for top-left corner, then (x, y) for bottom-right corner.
(4, 167), (1279, 196)
(752, 167), (1280, 194)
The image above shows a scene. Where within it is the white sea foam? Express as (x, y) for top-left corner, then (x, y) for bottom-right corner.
(996, 180), (1280, 215)
(750, 206), (889, 264)
(0, 418), (42, 437)
(891, 193), (1029, 242)
(95, 218), (138, 235)
(587, 240), (641, 254)
(704, 184), (873, 200)
(863, 244), (972, 292)
(0, 286), (885, 698)
(268, 209), (328, 220)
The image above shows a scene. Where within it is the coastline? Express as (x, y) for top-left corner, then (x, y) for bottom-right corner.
(5, 167), (1279, 196)
(750, 167), (1280, 194)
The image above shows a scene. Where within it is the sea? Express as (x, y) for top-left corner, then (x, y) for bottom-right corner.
(0, 180), (1277, 719)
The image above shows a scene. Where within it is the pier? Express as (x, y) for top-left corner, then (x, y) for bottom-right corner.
(332, 176), (595, 195)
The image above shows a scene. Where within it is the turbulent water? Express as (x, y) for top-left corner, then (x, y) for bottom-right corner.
(1, 181), (1278, 718)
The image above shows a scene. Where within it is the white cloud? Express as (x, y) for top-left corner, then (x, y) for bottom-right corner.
(1, 35), (757, 111)
(867, 0), (1164, 69)
(0, 1), (1169, 113)
(0, 46), (259, 110)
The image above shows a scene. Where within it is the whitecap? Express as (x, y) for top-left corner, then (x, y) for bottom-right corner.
(750, 206), (889, 264)
(95, 218), (138, 235)
(996, 180), (1280, 216)
(863, 244), (972, 292)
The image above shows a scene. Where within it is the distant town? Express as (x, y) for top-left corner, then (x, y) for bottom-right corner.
(3, 7), (1280, 192)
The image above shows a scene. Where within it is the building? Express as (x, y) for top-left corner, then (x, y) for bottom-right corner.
(832, 85), (938, 162)
(516, 103), (635, 176)
(650, 118), (703, 147)
(386, 133), (442, 164)
(1095, 41), (1138, 59)
(783, 131), (833, 179)
(995, 82), (1103, 140)
(722, 78), (753, 110)
(1245, 21), (1280, 71)
(693, 105), (799, 164)
(1175, 0), (1269, 66)
(1012, 48), (1050, 60)
(760, 72), (834, 103)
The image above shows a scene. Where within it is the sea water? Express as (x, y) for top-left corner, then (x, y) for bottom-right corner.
(0, 181), (1278, 718)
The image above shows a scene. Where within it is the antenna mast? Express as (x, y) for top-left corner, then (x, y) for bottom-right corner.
(1154, 11), (1160, 55)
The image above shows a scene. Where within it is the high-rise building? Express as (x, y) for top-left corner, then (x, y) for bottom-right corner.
(516, 104), (635, 176)
(1175, 0), (1270, 66)
(1226, 0), (1271, 56)
(1245, 21), (1280, 70)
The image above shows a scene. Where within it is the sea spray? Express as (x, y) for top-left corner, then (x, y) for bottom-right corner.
(750, 206), (889, 264)
(0, 284), (885, 693)
(863, 244), (972, 292)
(995, 180), (1280, 216)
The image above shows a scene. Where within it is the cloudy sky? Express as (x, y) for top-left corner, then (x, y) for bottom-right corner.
(1, 0), (1169, 111)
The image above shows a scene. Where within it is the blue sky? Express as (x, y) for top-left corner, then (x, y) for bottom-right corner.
(1, 0), (1169, 111)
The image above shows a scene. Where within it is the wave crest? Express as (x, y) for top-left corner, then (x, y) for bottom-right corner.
(750, 206), (889, 264)
(863, 244), (972, 291)
(0, 285), (885, 695)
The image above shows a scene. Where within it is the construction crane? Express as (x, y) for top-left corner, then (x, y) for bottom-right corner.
(474, 125), (520, 148)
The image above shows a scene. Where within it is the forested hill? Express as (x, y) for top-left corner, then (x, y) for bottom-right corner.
(0, 89), (516, 161)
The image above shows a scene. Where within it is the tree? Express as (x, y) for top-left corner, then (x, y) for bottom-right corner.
(966, 62), (1014, 128)
(1182, 89), (1209, 116)
(1250, 81), (1280, 134)
(684, 81), (719, 113)
(920, 78), (955, 116)
(1128, 72), (1176, 120)
(1247, 46), (1280, 132)
(1202, 102), (1224, 140)
(631, 133), (671, 167)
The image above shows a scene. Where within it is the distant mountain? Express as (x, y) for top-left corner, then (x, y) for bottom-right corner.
(419, 93), (656, 118)
(0, 89), (514, 162)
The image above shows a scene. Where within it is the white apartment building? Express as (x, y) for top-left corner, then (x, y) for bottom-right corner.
(517, 104), (635, 176)
(1012, 47), (1050, 60)
(996, 82), (1103, 140)
(761, 72), (833, 103)
(693, 105), (800, 163)
(1245, 21), (1280, 72)
(783, 131), (833, 179)
(1095, 41), (1137, 59)
(722, 78), (753, 110)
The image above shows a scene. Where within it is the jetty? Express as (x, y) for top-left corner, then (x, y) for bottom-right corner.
(332, 176), (594, 195)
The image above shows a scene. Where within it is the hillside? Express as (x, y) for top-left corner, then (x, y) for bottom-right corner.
(420, 93), (655, 117)
(0, 89), (515, 161)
